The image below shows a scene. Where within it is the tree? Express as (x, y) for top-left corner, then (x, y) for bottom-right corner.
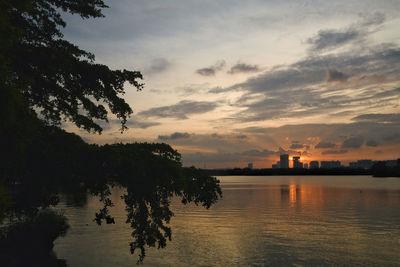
(0, 1), (222, 265)
(1, 0), (142, 133)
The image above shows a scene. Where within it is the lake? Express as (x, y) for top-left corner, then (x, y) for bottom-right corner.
(54, 176), (400, 266)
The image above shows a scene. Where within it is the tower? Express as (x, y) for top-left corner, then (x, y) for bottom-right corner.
(293, 156), (303, 168)
(280, 154), (289, 168)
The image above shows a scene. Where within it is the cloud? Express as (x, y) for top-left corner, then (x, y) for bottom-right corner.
(359, 12), (385, 27)
(228, 63), (260, 74)
(307, 28), (360, 51)
(326, 69), (350, 83)
(240, 149), (277, 157)
(290, 143), (306, 149)
(315, 141), (336, 149)
(158, 132), (191, 141)
(138, 100), (218, 119)
(322, 150), (348, 155)
(351, 113), (400, 123)
(125, 118), (161, 129)
(196, 60), (226, 76)
(94, 118), (160, 130)
(182, 148), (280, 165)
(342, 136), (364, 149)
(178, 83), (213, 96)
(307, 12), (385, 52)
(210, 46), (400, 123)
(366, 140), (379, 147)
(148, 58), (170, 73)
(238, 121), (400, 151)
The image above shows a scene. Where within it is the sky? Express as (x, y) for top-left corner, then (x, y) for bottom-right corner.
(61, 0), (400, 168)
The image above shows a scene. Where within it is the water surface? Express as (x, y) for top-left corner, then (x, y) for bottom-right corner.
(54, 176), (400, 266)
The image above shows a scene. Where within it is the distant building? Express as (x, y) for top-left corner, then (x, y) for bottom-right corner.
(293, 156), (303, 168)
(320, 161), (341, 168)
(280, 154), (289, 168)
(309, 161), (319, 169)
(349, 160), (374, 169)
(303, 163), (309, 169)
(349, 162), (357, 168)
(248, 163), (253, 169)
(357, 160), (374, 169)
(272, 161), (281, 169)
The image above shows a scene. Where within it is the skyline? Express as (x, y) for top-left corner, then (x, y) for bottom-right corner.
(60, 0), (400, 168)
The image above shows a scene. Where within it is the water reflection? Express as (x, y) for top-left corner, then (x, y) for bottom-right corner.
(54, 176), (400, 266)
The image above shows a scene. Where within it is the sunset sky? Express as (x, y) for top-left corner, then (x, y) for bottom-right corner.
(61, 0), (400, 168)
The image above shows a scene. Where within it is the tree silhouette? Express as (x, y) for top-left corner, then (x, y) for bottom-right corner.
(1, 0), (142, 133)
(0, 1), (222, 265)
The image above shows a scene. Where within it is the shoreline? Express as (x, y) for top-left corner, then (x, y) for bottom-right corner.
(203, 168), (400, 177)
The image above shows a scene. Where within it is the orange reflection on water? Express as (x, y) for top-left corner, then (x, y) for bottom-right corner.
(283, 182), (325, 210)
(289, 184), (297, 204)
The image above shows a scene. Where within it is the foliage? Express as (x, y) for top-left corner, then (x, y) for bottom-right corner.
(0, 209), (69, 267)
(0, 0), (222, 264)
(1, 0), (143, 133)
(1, 124), (222, 263)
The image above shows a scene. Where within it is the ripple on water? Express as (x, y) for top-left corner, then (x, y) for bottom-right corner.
(54, 176), (400, 266)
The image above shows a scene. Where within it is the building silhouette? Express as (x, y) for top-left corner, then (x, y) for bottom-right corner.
(280, 154), (289, 168)
(349, 160), (373, 169)
(320, 161), (341, 168)
(293, 156), (303, 168)
(247, 163), (253, 169)
(309, 161), (319, 168)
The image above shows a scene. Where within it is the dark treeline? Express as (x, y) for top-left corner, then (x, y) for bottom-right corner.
(0, 111), (222, 266)
(205, 166), (400, 177)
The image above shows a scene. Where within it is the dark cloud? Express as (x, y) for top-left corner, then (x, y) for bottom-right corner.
(366, 140), (379, 147)
(326, 69), (350, 83)
(95, 118), (160, 130)
(196, 60), (226, 76)
(125, 119), (161, 129)
(211, 133), (223, 139)
(138, 100), (218, 119)
(158, 132), (191, 141)
(315, 141), (336, 149)
(307, 28), (360, 51)
(210, 46), (400, 123)
(307, 13), (385, 52)
(383, 133), (400, 142)
(239, 121), (400, 150)
(220, 47), (400, 96)
(149, 58), (170, 73)
(290, 143), (306, 149)
(351, 113), (400, 123)
(322, 150), (348, 155)
(342, 136), (364, 149)
(228, 63), (260, 74)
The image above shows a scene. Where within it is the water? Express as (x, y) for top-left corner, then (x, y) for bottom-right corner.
(54, 176), (400, 266)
